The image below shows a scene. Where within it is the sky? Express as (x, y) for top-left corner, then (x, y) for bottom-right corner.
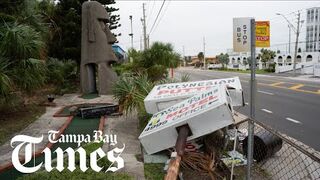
(113, 1), (320, 57)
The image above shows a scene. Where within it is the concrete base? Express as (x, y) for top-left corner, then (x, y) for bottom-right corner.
(143, 148), (169, 163)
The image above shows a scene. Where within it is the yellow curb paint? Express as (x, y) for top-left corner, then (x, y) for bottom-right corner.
(289, 84), (304, 90)
(257, 83), (320, 95)
(270, 82), (284, 86)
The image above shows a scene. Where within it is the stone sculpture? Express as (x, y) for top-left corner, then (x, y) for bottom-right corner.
(81, 1), (118, 95)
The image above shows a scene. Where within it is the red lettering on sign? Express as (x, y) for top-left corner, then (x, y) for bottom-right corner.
(166, 111), (178, 120)
(256, 36), (269, 41)
(178, 107), (189, 114)
(170, 89), (181, 94)
(158, 90), (169, 95)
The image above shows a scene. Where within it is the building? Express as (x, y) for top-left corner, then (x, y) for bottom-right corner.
(112, 44), (127, 62)
(190, 56), (218, 67)
(306, 7), (320, 52)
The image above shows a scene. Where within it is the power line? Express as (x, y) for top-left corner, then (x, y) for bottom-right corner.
(148, 0), (166, 35)
(270, 39), (320, 47)
(147, 0), (156, 26)
(151, 0), (171, 35)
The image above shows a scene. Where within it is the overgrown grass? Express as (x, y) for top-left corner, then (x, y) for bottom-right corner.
(0, 104), (45, 145)
(17, 169), (133, 180)
(144, 163), (165, 180)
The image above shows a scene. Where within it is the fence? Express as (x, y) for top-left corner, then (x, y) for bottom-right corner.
(235, 119), (320, 180)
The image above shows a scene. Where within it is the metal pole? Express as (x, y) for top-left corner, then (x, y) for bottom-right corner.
(203, 37), (206, 69)
(142, 3), (147, 50)
(247, 18), (256, 180)
(293, 12), (301, 77)
(129, 15), (133, 49)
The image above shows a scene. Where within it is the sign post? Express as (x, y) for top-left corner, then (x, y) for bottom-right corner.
(247, 18), (256, 180)
(233, 17), (256, 180)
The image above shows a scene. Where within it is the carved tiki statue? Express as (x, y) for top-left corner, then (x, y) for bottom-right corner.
(81, 1), (118, 95)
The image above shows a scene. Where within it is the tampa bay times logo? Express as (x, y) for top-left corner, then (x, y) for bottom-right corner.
(10, 130), (125, 173)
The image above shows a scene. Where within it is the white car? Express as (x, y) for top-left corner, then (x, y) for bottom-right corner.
(208, 64), (215, 69)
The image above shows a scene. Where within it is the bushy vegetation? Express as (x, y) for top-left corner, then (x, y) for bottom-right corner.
(0, 0), (83, 110)
(17, 169), (133, 180)
(114, 42), (180, 81)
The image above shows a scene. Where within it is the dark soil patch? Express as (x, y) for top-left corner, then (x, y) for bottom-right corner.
(0, 104), (45, 145)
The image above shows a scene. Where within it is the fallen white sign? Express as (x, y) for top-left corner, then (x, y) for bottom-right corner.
(144, 77), (243, 114)
(139, 86), (234, 154)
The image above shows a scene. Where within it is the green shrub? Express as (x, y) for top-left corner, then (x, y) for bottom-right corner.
(13, 58), (47, 92)
(266, 63), (275, 72)
(0, 57), (12, 96)
(112, 73), (153, 114)
(46, 57), (78, 94)
(180, 73), (190, 82)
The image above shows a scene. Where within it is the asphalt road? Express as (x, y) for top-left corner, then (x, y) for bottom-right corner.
(175, 67), (320, 151)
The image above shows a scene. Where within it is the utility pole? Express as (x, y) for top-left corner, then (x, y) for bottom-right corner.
(142, 3), (147, 50)
(129, 15), (133, 49)
(203, 37), (206, 69)
(293, 12), (301, 76)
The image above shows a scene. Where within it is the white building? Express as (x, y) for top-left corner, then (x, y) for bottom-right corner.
(227, 50), (264, 70)
(306, 7), (320, 52)
(226, 8), (320, 75)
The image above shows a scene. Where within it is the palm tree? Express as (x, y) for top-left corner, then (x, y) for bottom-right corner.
(0, 23), (44, 61)
(132, 42), (180, 81)
(0, 57), (12, 96)
(197, 52), (204, 66)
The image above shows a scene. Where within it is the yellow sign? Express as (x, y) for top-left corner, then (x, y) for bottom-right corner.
(255, 21), (270, 47)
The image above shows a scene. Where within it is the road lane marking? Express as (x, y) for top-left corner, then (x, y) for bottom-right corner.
(286, 117), (301, 124)
(289, 84), (304, 90)
(270, 82), (284, 86)
(261, 109), (273, 114)
(245, 102), (249, 105)
(178, 70), (320, 95)
(258, 90), (274, 95)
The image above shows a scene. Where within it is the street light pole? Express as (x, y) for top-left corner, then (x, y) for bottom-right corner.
(129, 15), (133, 49)
(293, 12), (301, 76)
(276, 12), (301, 76)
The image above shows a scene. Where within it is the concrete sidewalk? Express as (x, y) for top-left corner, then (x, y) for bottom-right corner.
(102, 111), (145, 179)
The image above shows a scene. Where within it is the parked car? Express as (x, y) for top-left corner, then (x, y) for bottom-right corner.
(208, 64), (215, 69)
